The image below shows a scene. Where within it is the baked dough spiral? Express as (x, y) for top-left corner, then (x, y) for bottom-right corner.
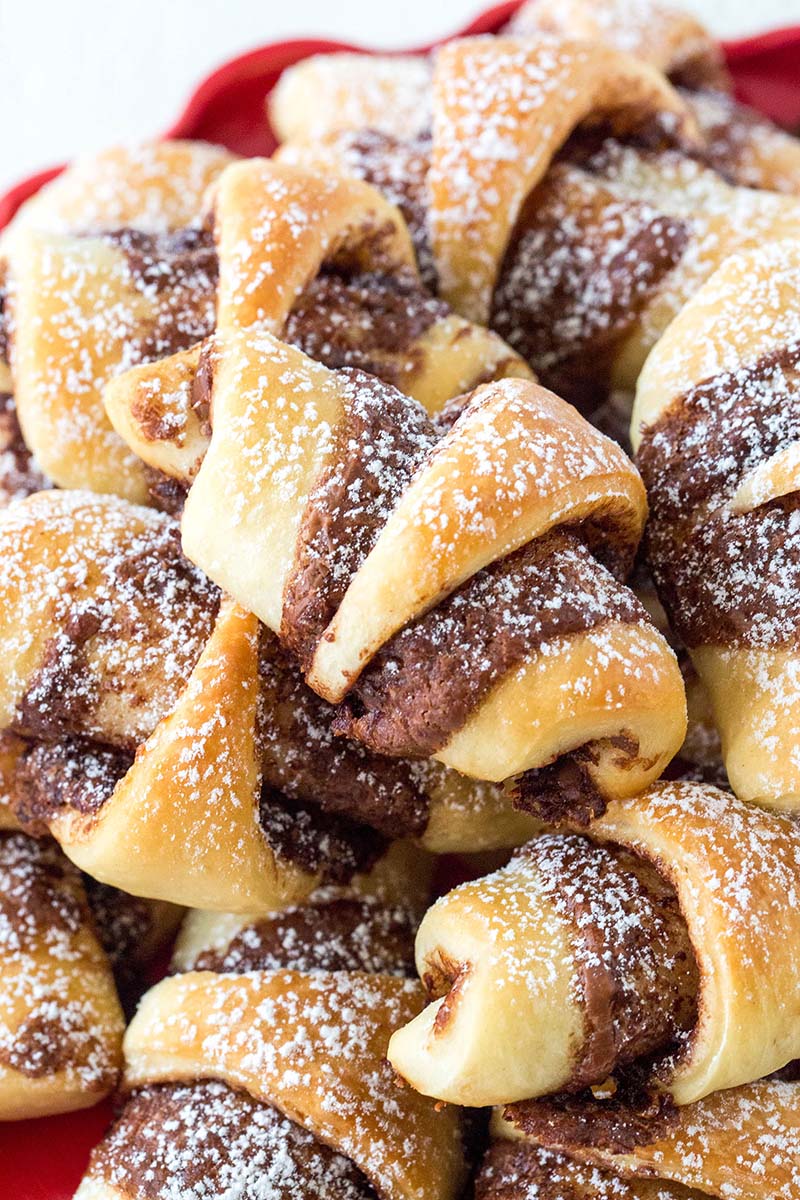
(388, 781), (800, 1109)
(75, 868), (469, 1200)
(0, 488), (536, 908)
(633, 240), (800, 811)
(1, 141), (235, 505)
(127, 317), (685, 800)
(0, 830), (124, 1119)
(278, 34), (800, 413)
(509, 0), (800, 195)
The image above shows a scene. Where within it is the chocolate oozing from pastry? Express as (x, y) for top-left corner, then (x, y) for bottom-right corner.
(0, 833), (115, 1084)
(516, 750), (621, 827)
(142, 464), (189, 515)
(258, 787), (385, 884)
(91, 1080), (378, 1200)
(285, 265), (449, 388)
(506, 1085), (679, 1159)
(637, 341), (800, 649)
(258, 630), (428, 837)
(101, 225), (218, 362)
(517, 835), (699, 1093)
(281, 367), (436, 672)
(11, 737), (132, 835)
(12, 514), (220, 749)
(84, 878), (167, 1009)
(334, 534), (644, 760)
(297, 129), (691, 410)
(0, 391), (50, 508)
(475, 1139), (651, 1200)
(189, 895), (417, 977)
(490, 164), (689, 413)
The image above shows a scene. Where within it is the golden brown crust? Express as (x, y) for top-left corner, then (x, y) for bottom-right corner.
(634, 241), (800, 811)
(0, 832), (124, 1119)
(388, 782), (800, 1108)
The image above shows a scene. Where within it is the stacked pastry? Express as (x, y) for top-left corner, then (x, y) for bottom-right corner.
(0, 2), (797, 1198)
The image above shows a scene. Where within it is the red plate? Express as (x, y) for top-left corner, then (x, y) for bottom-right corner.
(0, 5), (799, 1195)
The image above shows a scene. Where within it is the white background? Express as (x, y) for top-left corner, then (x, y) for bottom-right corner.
(2, 0), (800, 195)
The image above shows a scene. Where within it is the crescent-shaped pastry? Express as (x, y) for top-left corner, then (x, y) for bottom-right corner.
(75, 875), (468, 1200)
(101, 157), (529, 500)
(509, 0), (800, 195)
(0, 488), (531, 904)
(388, 781), (800, 1108)
(0, 831), (124, 1119)
(0, 489), (399, 909)
(278, 34), (800, 415)
(633, 239), (800, 811)
(491, 1075), (800, 1200)
(0, 141), (234, 505)
(170, 318), (684, 799)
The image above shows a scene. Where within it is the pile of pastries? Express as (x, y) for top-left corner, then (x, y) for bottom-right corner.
(1, 0), (799, 1195)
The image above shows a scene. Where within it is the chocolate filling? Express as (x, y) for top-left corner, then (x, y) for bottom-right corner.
(13, 517), (220, 748)
(84, 878), (165, 1011)
(475, 1139), (640, 1200)
(314, 129), (690, 410)
(316, 130), (436, 288)
(0, 392), (49, 508)
(516, 751), (616, 827)
(189, 895), (416, 977)
(637, 341), (800, 648)
(334, 533), (644, 759)
(281, 367), (435, 671)
(285, 266), (449, 388)
(258, 786), (385, 884)
(517, 835), (698, 1093)
(101, 226), (218, 362)
(0, 833), (114, 1081)
(491, 165), (689, 413)
(14, 610), (104, 741)
(190, 338), (215, 435)
(257, 629), (428, 837)
(91, 1080), (377, 1200)
(143, 464), (189, 516)
(11, 737), (132, 835)
(506, 1085), (678, 1159)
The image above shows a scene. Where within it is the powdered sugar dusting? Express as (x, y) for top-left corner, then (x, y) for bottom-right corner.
(0, 490), (218, 749)
(0, 832), (119, 1091)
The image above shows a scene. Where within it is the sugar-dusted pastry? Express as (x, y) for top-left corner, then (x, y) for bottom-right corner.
(0, 831), (124, 1119)
(10, 154), (527, 509)
(388, 781), (800, 1108)
(487, 1073), (800, 1200)
(2, 141), (234, 503)
(0, 487), (533, 907)
(101, 157), (529, 493)
(280, 36), (800, 413)
(1, 141), (236, 246)
(142, 299), (685, 802)
(269, 51), (432, 143)
(510, 0), (800, 195)
(0, 488), (399, 910)
(75, 875), (469, 1200)
(633, 240), (800, 811)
